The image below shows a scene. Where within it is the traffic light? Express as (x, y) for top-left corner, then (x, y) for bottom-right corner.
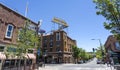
(93, 48), (95, 52)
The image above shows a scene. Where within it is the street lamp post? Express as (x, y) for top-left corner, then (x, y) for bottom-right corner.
(91, 39), (104, 59)
(38, 20), (46, 67)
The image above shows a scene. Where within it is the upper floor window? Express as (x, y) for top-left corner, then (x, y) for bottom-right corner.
(50, 48), (52, 52)
(43, 43), (47, 47)
(18, 28), (22, 40)
(56, 41), (60, 47)
(43, 37), (47, 42)
(50, 36), (53, 41)
(50, 42), (53, 47)
(56, 32), (60, 41)
(28, 24), (36, 31)
(5, 24), (14, 38)
(56, 48), (60, 52)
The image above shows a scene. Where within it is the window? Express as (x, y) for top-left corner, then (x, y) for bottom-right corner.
(7, 47), (16, 52)
(43, 49), (47, 55)
(0, 46), (4, 52)
(56, 32), (60, 41)
(50, 36), (53, 41)
(115, 41), (120, 50)
(11, 60), (15, 67)
(5, 24), (14, 38)
(56, 48), (60, 52)
(28, 49), (33, 53)
(18, 28), (22, 40)
(50, 42), (53, 47)
(43, 37), (47, 42)
(27, 59), (32, 65)
(28, 24), (36, 31)
(43, 43), (47, 47)
(50, 48), (52, 52)
(56, 41), (60, 46)
(4, 60), (11, 67)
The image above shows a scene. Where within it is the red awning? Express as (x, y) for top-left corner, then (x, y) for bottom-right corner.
(27, 54), (36, 59)
(0, 52), (6, 59)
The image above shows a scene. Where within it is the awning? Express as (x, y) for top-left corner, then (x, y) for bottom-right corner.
(0, 52), (6, 59)
(27, 54), (36, 59)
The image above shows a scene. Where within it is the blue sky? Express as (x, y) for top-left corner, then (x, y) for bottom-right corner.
(0, 0), (111, 52)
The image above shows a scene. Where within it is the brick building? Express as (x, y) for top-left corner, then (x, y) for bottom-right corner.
(104, 35), (120, 65)
(0, 3), (38, 69)
(42, 30), (76, 63)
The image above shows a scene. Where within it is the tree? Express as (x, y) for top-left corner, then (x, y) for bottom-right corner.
(72, 46), (80, 63)
(95, 46), (105, 59)
(17, 20), (39, 70)
(93, 0), (120, 41)
(79, 48), (85, 60)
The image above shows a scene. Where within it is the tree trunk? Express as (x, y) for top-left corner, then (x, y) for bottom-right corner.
(0, 60), (4, 70)
(24, 58), (27, 70)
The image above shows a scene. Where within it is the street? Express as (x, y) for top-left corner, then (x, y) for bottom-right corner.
(37, 58), (115, 70)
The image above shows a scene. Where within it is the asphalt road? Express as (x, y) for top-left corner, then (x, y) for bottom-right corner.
(37, 58), (115, 70)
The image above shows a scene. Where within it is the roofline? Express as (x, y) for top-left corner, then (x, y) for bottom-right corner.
(104, 35), (113, 47)
(0, 3), (38, 26)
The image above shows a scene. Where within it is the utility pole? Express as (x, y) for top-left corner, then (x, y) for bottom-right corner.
(91, 39), (104, 59)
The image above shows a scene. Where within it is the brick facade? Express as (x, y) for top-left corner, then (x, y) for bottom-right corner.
(42, 30), (76, 63)
(104, 35), (120, 65)
(0, 3), (38, 45)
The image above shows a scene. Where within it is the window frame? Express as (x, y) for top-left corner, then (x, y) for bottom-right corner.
(5, 24), (14, 39)
(0, 46), (5, 52)
(18, 28), (22, 40)
(56, 32), (60, 41)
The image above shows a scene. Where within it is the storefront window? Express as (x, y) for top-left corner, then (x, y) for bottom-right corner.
(4, 60), (11, 67)
(112, 57), (120, 65)
(28, 49), (33, 53)
(27, 59), (32, 65)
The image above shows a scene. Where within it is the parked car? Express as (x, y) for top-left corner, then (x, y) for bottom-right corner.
(96, 59), (105, 64)
(78, 60), (84, 64)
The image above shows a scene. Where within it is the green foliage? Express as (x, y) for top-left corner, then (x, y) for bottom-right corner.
(72, 46), (93, 61)
(72, 46), (80, 59)
(4, 20), (39, 59)
(4, 45), (16, 58)
(95, 46), (105, 59)
(93, 0), (120, 40)
(18, 20), (39, 55)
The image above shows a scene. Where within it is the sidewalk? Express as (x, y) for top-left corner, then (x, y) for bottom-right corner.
(35, 66), (57, 70)
(104, 64), (116, 70)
